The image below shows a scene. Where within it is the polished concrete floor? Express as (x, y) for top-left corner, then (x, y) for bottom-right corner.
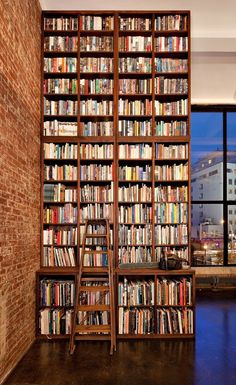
(4, 290), (236, 385)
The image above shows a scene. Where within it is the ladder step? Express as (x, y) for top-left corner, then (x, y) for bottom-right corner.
(85, 234), (107, 238)
(78, 305), (110, 311)
(86, 219), (108, 225)
(79, 286), (109, 292)
(82, 267), (109, 273)
(75, 324), (111, 333)
(83, 250), (109, 254)
(81, 277), (109, 282)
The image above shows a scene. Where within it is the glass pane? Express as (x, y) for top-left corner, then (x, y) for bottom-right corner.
(228, 205), (236, 264)
(227, 113), (236, 200)
(191, 203), (223, 266)
(191, 112), (223, 201)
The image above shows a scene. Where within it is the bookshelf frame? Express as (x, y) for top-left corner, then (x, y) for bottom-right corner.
(38, 10), (194, 340)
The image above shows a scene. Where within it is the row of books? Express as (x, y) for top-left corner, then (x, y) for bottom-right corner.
(43, 77), (187, 96)
(44, 204), (77, 224)
(44, 165), (188, 182)
(44, 15), (188, 32)
(154, 163), (188, 181)
(155, 143), (188, 159)
(118, 246), (152, 264)
(80, 36), (113, 52)
(44, 121), (77, 136)
(77, 311), (109, 329)
(118, 120), (151, 136)
(155, 202), (188, 224)
(39, 308), (73, 335)
(80, 144), (113, 159)
(83, 252), (109, 267)
(43, 246), (76, 267)
(119, 224), (152, 245)
(155, 120), (187, 136)
(80, 285), (110, 305)
(119, 17), (151, 31)
(80, 164), (113, 181)
(119, 36), (152, 52)
(80, 15), (114, 31)
(156, 58), (188, 73)
(43, 119), (187, 137)
(119, 78), (152, 94)
(80, 183), (113, 202)
(43, 78), (77, 94)
(44, 100), (187, 117)
(80, 57), (113, 73)
(44, 165), (77, 181)
(44, 143), (78, 159)
(118, 99), (152, 115)
(39, 279), (75, 306)
(119, 165), (152, 181)
(118, 308), (153, 334)
(157, 308), (193, 334)
(44, 17), (78, 31)
(80, 78), (114, 94)
(155, 77), (188, 94)
(118, 278), (154, 306)
(119, 144), (152, 159)
(80, 99), (113, 115)
(156, 277), (192, 306)
(155, 37), (188, 52)
(154, 224), (188, 245)
(44, 36), (78, 52)
(154, 185), (188, 202)
(43, 227), (77, 246)
(119, 57), (151, 73)
(44, 57), (77, 73)
(44, 184), (77, 203)
(44, 99), (78, 115)
(81, 121), (113, 136)
(155, 15), (188, 31)
(80, 223), (112, 237)
(118, 184), (152, 202)
(155, 247), (188, 261)
(80, 204), (113, 221)
(43, 57), (188, 74)
(155, 99), (188, 116)
(119, 204), (152, 223)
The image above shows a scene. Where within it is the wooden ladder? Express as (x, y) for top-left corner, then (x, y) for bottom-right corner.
(69, 219), (116, 355)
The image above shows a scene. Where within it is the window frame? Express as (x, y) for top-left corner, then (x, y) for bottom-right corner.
(191, 105), (236, 266)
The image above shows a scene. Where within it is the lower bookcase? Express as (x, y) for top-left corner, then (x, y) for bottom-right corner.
(36, 268), (195, 339)
(116, 269), (195, 339)
(36, 269), (77, 339)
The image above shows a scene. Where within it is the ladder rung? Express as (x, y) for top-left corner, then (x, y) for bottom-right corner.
(82, 267), (109, 273)
(75, 324), (111, 333)
(86, 219), (108, 224)
(79, 286), (109, 292)
(77, 305), (110, 311)
(81, 277), (109, 282)
(83, 250), (109, 254)
(85, 234), (107, 238)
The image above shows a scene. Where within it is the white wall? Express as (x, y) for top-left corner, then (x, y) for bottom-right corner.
(40, 0), (236, 103)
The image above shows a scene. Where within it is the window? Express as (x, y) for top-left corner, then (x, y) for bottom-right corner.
(191, 107), (236, 266)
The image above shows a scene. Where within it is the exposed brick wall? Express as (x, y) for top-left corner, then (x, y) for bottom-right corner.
(0, 0), (41, 382)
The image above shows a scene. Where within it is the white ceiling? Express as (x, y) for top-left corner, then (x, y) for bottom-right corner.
(39, 0), (236, 104)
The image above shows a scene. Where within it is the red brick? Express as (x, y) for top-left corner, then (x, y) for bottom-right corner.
(0, 0), (41, 382)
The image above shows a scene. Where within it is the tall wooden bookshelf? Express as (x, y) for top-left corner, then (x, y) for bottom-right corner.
(37, 10), (194, 340)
